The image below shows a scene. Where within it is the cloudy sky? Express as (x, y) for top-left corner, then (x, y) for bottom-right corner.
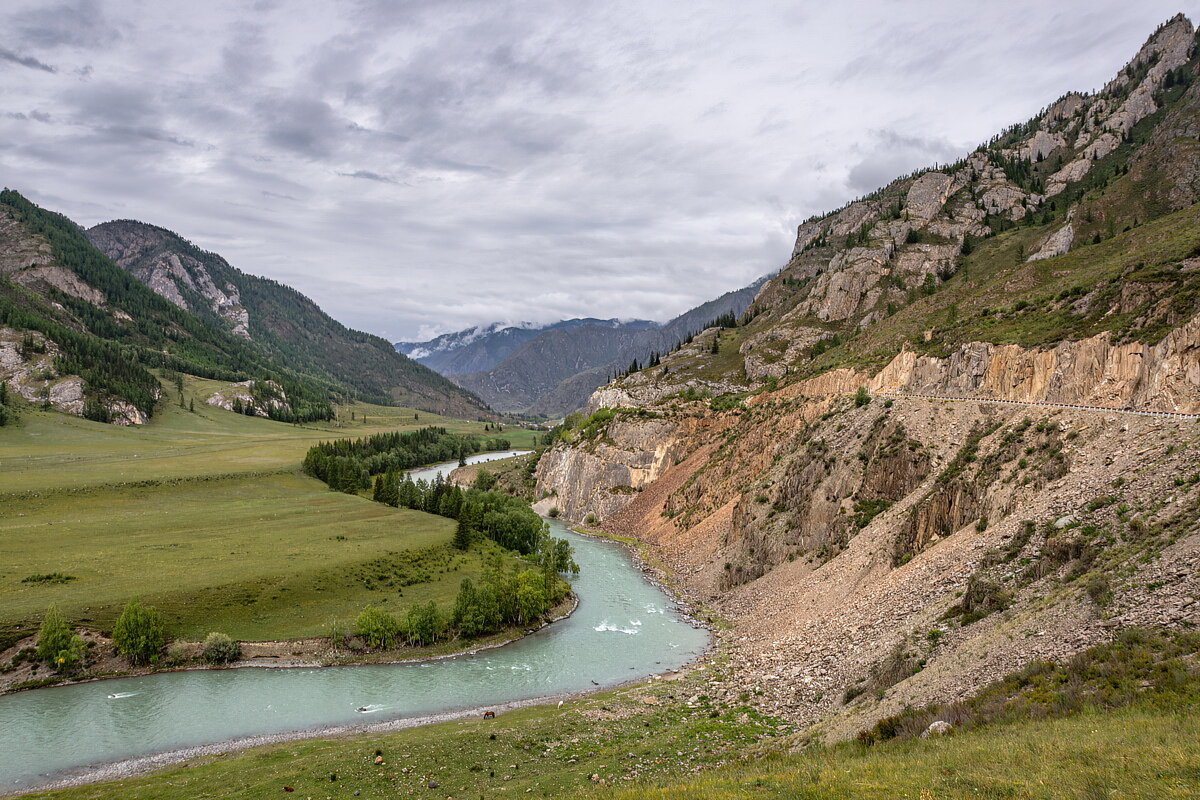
(1, 1), (1194, 340)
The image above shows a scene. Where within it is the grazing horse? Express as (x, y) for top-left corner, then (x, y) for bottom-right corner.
(483, 710), (495, 719)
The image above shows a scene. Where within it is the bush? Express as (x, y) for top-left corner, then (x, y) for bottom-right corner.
(854, 386), (871, 407)
(960, 574), (1013, 622)
(37, 605), (85, 673)
(112, 598), (167, 666)
(472, 469), (497, 491)
(452, 579), (501, 638)
(202, 632), (241, 664)
(355, 605), (399, 649)
(165, 640), (191, 666)
(1085, 574), (1113, 606)
(548, 506), (560, 518)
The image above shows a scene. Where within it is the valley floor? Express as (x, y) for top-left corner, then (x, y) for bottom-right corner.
(0, 386), (538, 676)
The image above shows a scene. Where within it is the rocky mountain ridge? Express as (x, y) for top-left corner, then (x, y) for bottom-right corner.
(533, 14), (1200, 740)
(0, 197), (490, 423)
(86, 219), (488, 418)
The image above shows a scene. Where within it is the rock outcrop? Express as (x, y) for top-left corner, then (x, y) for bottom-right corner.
(87, 222), (251, 338)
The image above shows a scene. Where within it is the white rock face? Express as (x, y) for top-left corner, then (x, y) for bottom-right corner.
(206, 379), (290, 416)
(904, 172), (954, 225)
(1028, 220), (1075, 261)
(0, 327), (147, 422)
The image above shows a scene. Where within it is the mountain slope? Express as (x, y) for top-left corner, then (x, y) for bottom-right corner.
(534, 13), (1200, 740)
(0, 190), (345, 424)
(86, 220), (489, 418)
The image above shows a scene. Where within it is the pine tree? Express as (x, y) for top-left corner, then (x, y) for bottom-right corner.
(453, 517), (472, 550)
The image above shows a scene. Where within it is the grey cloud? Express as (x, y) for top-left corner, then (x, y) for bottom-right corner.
(846, 129), (964, 195)
(0, 47), (56, 72)
(0, 0), (1189, 338)
(10, 0), (120, 50)
(337, 170), (403, 184)
(258, 96), (344, 159)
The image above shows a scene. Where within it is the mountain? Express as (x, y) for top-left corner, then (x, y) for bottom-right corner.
(396, 318), (657, 376)
(84, 220), (488, 418)
(0, 196), (490, 424)
(432, 280), (766, 416)
(535, 14), (1200, 737)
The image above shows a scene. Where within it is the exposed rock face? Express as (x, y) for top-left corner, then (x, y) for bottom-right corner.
(871, 312), (1200, 413)
(535, 417), (692, 521)
(904, 172), (955, 224)
(0, 207), (107, 307)
(1026, 218), (1074, 261)
(0, 328), (153, 424)
(87, 222), (251, 338)
(206, 379), (290, 417)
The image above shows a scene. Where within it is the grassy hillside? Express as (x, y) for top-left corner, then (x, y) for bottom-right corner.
(806, 200), (1200, 377)
(0, 472), (515, 641)
(0, 373), (534, 495)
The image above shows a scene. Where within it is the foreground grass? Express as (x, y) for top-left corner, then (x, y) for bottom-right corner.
(20, 675), (1198, 799)
(0, 471), (521, 641)
(600, 703), (1200, 799)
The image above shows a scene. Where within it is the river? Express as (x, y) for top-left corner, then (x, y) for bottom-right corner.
(0, 452), (709, 793)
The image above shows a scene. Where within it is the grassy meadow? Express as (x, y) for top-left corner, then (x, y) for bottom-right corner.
(0, 374), (535, 495)
(0, 374), (537, 644)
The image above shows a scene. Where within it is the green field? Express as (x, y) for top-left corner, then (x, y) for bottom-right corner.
(0, 375), (536, 643)
(0, 472), (524, 641)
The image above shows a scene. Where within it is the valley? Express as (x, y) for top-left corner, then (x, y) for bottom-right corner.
(1, 6), (1199, 799)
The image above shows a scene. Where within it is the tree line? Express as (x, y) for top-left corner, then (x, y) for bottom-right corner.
(302, 426), (511, 493)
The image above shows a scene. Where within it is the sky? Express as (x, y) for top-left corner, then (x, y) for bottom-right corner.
(1, 1), (1195, 341)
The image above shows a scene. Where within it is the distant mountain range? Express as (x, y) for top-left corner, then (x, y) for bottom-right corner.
(397, 279), (768, 416)
(396, 318), (658, 376)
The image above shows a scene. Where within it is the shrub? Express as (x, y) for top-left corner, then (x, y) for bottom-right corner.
(1085, 574), (1113, 606)
(112, 598), (166, 666)
(854, 386), (871, 407)
(355, 605), (399, 649)
(960, 573), (1012, 622)
(37, 605), (85, 673)
(548, 506), (560, 518)
(202, 632), (241, 664)
(165, 640), (191, 666)
(472, 469), (497, 491)
(585, 513), (597, 525)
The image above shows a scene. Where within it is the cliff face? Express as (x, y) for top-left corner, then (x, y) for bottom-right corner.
(536, 15), (1200, 740)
